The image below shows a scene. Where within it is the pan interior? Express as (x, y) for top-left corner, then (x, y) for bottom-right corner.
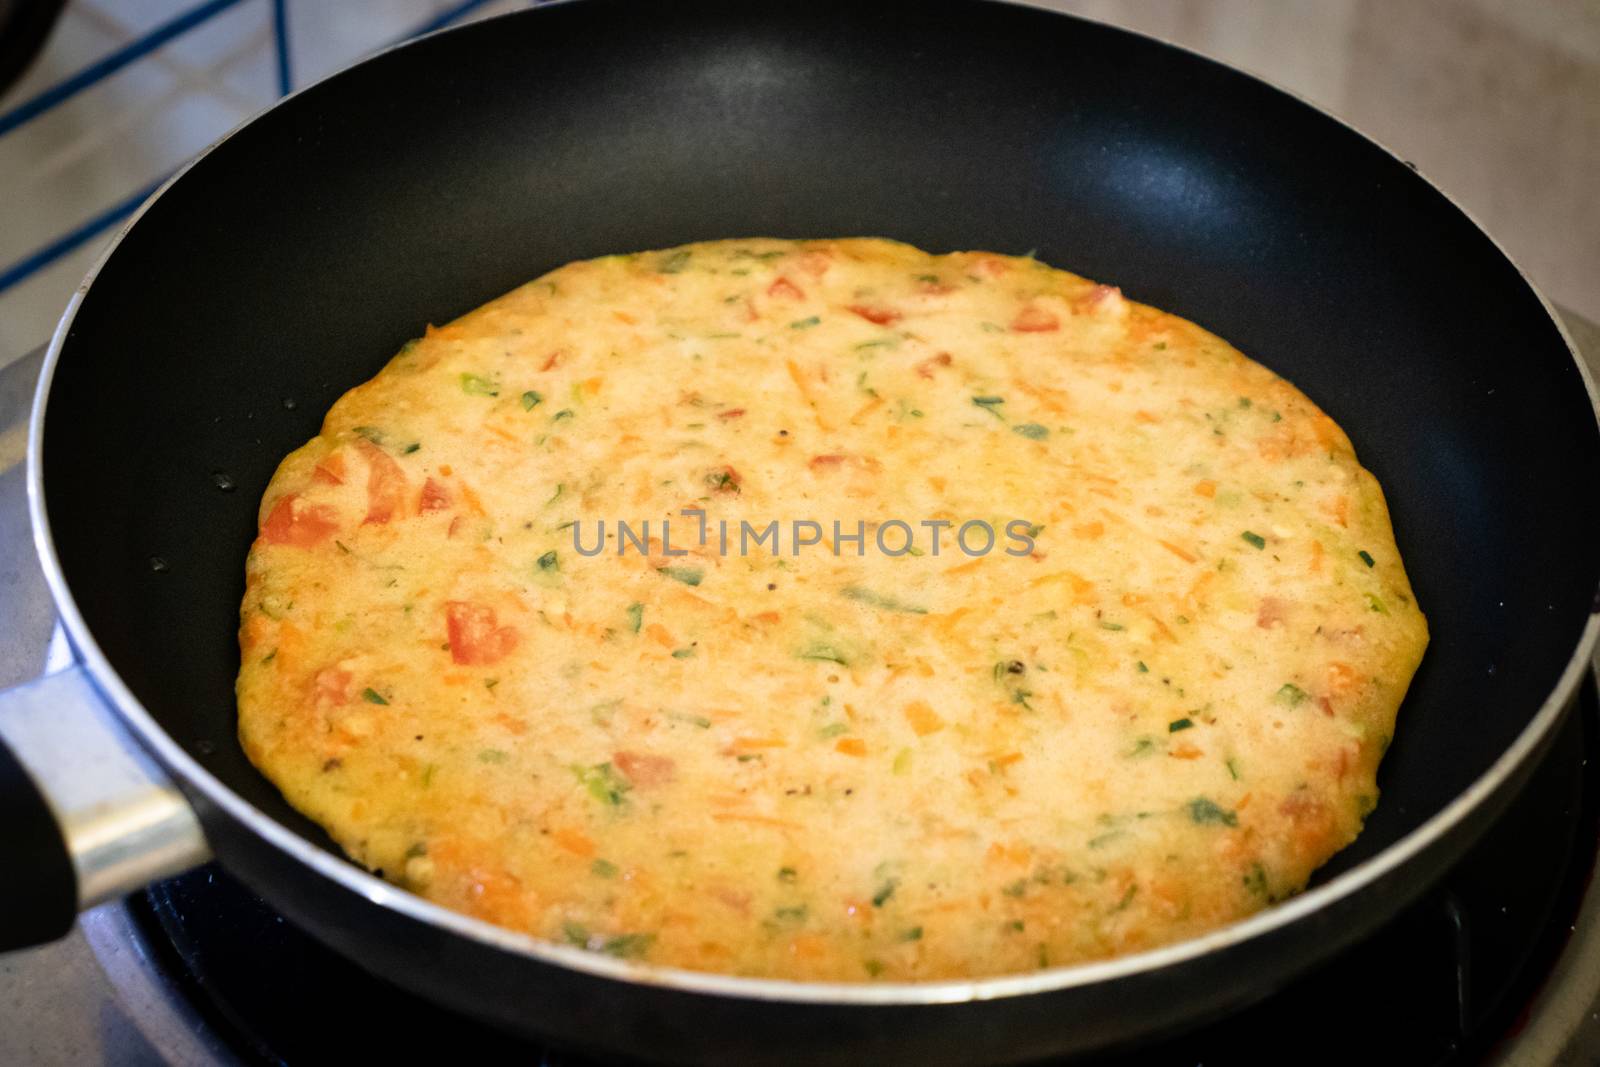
(40, 0), (1600, 889)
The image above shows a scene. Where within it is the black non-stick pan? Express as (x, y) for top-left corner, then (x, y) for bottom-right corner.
(3, 1), (1598, 1063)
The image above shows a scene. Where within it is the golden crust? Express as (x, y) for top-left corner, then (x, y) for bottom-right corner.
(236, 238), (1427, 980)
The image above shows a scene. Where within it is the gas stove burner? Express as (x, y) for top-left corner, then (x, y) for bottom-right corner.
(84, 677), (1598, 1065)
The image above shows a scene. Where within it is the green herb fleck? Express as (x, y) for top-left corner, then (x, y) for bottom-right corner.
(562, 921), (589, 946)
(1099, 620), (1125, 631)
(1358, 549), (1375, 568)
(1241, 531), (1266, 550)
(671, 646), (696, 659)
(1136, 660), (1149, 673)
(478, 749), (509, 763)
(658, 249), (691, 274)
(601, 933), (654, 959)
(521, 390), (543, 410)
(1187, 797), (1238, 826)
(790, 316), (820, 329)
(841, 586), (927, 614)
(361, 687), (388, 705)
(971, 395), (1006, 419)
(899, 926), (923, 942)
(573, 762), (632, 806)
(1002, 878), (1028, 898)
(537, 550), (559, 571)
(1276, 683), (1308, 707)
(1243, 863), (1269, 897)
(1366, 593), (1388, 614)
(798, 643), (850, 666)
(818, 722), (850, 739)
(1168, 717), (1195, 733)
(591, 858), (619, 879)
(1012, 423), (1049, 440)
(777, 867), (798, 884)
(658, 565), (703, 587)
(872, 879), (899, 907)
(459, 373), (498, 397)
(626, 602), (643, 633)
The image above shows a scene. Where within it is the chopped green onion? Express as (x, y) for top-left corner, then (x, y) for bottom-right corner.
(841, 586), (927, 614)
(1186, 797), (1238, 826)
(1241, 531), (1266, 550)
(657, 565), (703, 586)
(1276, 683), (1308, 707)
(459, 373), (498, 397)
(1358, 550), (1375, 568)
(1168, 717), (1194, 733)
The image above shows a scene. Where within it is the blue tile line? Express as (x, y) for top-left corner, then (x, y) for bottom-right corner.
(272, 0), (293, 96)
(0, 178), (166, 295)
(0, 0), (516, 298)
(0, 0), (251, 139)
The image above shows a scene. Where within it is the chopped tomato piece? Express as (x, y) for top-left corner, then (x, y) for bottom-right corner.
(1012, 307), (1060, 332)
(796, 250), (833, 278)
(261, 494), (339, 547)
(313, 666), (352, 706)
(972, 255), (1011, 278)
(360, 443), (407, 525)
(767, 277), (805, 300)
(717, 408), (745, 420)
(915, 353), (952, 379)
(847, 304), (901, 326)
(419, 477), (452, 513)
(614, 751), (676, 787)
(446, 602), (519, 666)
(313, 452), (347, 485)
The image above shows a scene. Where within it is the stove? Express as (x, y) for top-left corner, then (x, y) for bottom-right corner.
(4, 309), (1600, 1065)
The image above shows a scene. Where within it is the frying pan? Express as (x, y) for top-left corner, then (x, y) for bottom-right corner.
(2, 1), (1598, 1062)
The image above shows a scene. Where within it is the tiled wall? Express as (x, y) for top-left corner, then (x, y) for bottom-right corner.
(0, 0), (523, 369)
(2, 0), (1597, 373)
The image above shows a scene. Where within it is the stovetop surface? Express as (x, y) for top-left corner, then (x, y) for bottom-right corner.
(4, 307), (1600, 1065)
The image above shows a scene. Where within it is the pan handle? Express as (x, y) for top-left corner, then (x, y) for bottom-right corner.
(0, 663), (210, 950)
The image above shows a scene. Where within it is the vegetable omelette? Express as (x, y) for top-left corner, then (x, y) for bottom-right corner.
(237, 238), (1427, 982)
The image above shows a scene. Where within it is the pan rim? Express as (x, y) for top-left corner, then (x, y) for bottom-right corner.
(25, 0), (1600, 1008)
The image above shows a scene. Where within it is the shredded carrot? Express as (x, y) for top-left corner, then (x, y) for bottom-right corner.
(729, 736), (788, 751)
(904, 700), (945, 736)
(1073, 521), (1105, 539)
(835, 738), (867, 756)
(1193, 480), (1216, 498)
(944, 557), (985, 576)
(553, 828), (595, 857)
(1157, 539), (1198, 563)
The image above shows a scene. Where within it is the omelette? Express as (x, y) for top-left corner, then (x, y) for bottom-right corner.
(237, 238), (1427, 981)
